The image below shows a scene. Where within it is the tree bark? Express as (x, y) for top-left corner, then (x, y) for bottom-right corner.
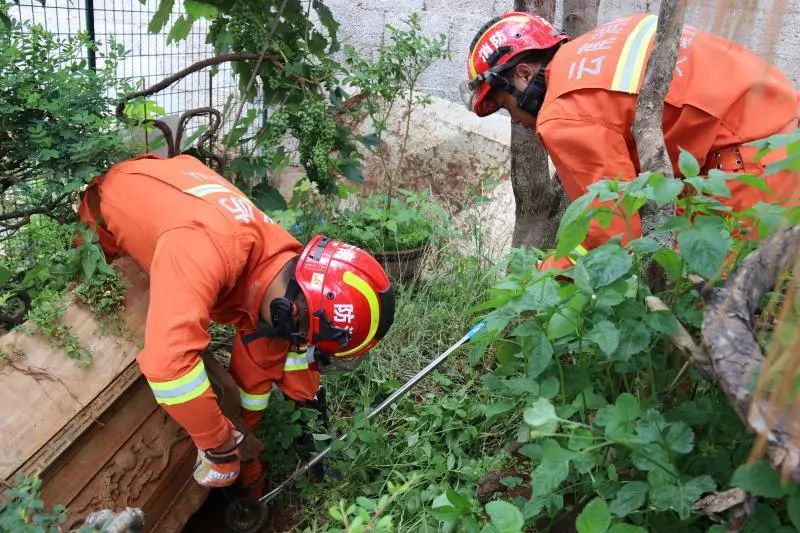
(510, 0), (568, 249)
(631, 0), (686, 289)
(701, 226), (800, 483)
(562, 0), (600, 38)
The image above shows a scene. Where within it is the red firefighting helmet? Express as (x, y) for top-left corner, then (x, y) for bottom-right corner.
(461, 12), (569, 117)
(295, 235), (394, 361)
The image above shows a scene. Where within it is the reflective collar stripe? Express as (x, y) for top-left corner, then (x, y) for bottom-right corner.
(239, 388), (271, 411)
(148, 360), (210, 406)
(335, 271), (380, 358)
(611, 14), (658, 93)
(284, 351), (313, 372)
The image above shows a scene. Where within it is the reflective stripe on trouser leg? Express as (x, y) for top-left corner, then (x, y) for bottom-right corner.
(239, 388), (271, 411)
(147, 359), (211, 406)
(284, 350), (313, 372)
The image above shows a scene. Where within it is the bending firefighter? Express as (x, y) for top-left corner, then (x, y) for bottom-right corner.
(78, 154), (395, 491)
(462, 12), (799, 266)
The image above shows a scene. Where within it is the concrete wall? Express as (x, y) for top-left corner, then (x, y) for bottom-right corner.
(327, 0), (800, 102)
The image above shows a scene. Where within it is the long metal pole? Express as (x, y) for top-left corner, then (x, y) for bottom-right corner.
(257, 321), (486, 506)
(85, 0), (97, 71)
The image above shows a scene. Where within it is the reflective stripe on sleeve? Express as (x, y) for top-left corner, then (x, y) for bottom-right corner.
(148, 359), (211, 406)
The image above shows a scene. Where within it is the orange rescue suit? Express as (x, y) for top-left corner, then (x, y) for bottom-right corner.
(78, 154), (316, 451)
(537, 13), (799, 260)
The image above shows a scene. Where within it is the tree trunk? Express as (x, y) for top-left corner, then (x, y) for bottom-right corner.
(632, 0), (686, 287)
(510, 0), (568, 249)
(562, 0), (599, 38)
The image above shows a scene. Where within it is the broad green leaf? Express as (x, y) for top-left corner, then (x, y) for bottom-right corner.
(678, 225), (729, 279)
(359, 133), (382, 149)
(547, 303), (579, 340)
(533, 442), (576, 496)
(678, 148), (700, 178)
(251, 182), (288, 212)
(580, 244), (633, 288)
(788, 492), (800, 531)
(559, 192), (597, 234)
(652, 176), (684, 207)
(430, 501), (461, 522)
(446, 488), (471, 513)
(765, 152), (800, 175)
(184, 0), (218, 19)
(340, 162), (364, 183)
(81, 251), (98, 279)
(595, 393), (640, 439)
(526, 328), (554, 379)
(567, 428), (596, 451)
(626, 237), (661, 255)
(524, 398), (558, 427)
(484, 401), (516, 419)
(556, 216), (591, 258)
(485, 500), (524, 533)
(576, 497), (611, 533)
(731, 460), (794, 498)
(148, 0), (175, 33)
(702, 170), (733, 197)
(666, 421), (694, 454)
(653, 248), (683, 280)
(608, 525), (647, 533)
(648, 475), (715, 520)
(616, 319), (651, 361)
(734, 173), (773, 194)
(586, 320), (620, 357)
(644, 310), (680, 336)
(0, 264), (11, 285)
(167, 15), (193, 44)
(610, 482), (648, 517)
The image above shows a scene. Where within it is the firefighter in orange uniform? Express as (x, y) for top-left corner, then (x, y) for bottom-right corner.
(461, 12), (799, 266)
(78, 154), (395, 490)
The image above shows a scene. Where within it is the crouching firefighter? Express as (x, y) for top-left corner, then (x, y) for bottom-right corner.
(77, 154), (395, 493)
(461, 12), (799, 267)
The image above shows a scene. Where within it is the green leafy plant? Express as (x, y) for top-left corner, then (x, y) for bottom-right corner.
(0, 21), (132, 238)
(323, 190), (448, 253)
(343, 13), (449, 204)
(462, 132), (800, 531)
(147, 0), (364, 195)
(0, 474), (67, 532)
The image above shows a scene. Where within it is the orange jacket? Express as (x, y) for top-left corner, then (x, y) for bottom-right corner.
(78, 154), (315, 450)
(537, 13), (799, 265)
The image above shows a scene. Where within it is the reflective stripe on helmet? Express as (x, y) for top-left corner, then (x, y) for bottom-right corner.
(148, 359), (210, 406)
(610, 14), (657, 93)
(239, 388), (271, 411)
(335, 271), (380, 358)
(468, 15), (533, 78)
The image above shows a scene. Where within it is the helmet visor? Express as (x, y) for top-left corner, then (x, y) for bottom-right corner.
(459, 77), (500, 117)
(459, 79), (478, 112)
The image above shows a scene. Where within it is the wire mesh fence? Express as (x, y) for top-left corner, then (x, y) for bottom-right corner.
(11, 0), (250, 153)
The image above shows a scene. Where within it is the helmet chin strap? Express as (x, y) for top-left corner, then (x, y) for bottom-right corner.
(242, 278), (306, 347)
(512, 67), (547, 115)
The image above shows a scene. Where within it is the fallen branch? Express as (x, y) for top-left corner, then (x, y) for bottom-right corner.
(701, 225), (800, 482)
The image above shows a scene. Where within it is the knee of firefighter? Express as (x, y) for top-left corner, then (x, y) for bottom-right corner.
(136, 349), (175, 382)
